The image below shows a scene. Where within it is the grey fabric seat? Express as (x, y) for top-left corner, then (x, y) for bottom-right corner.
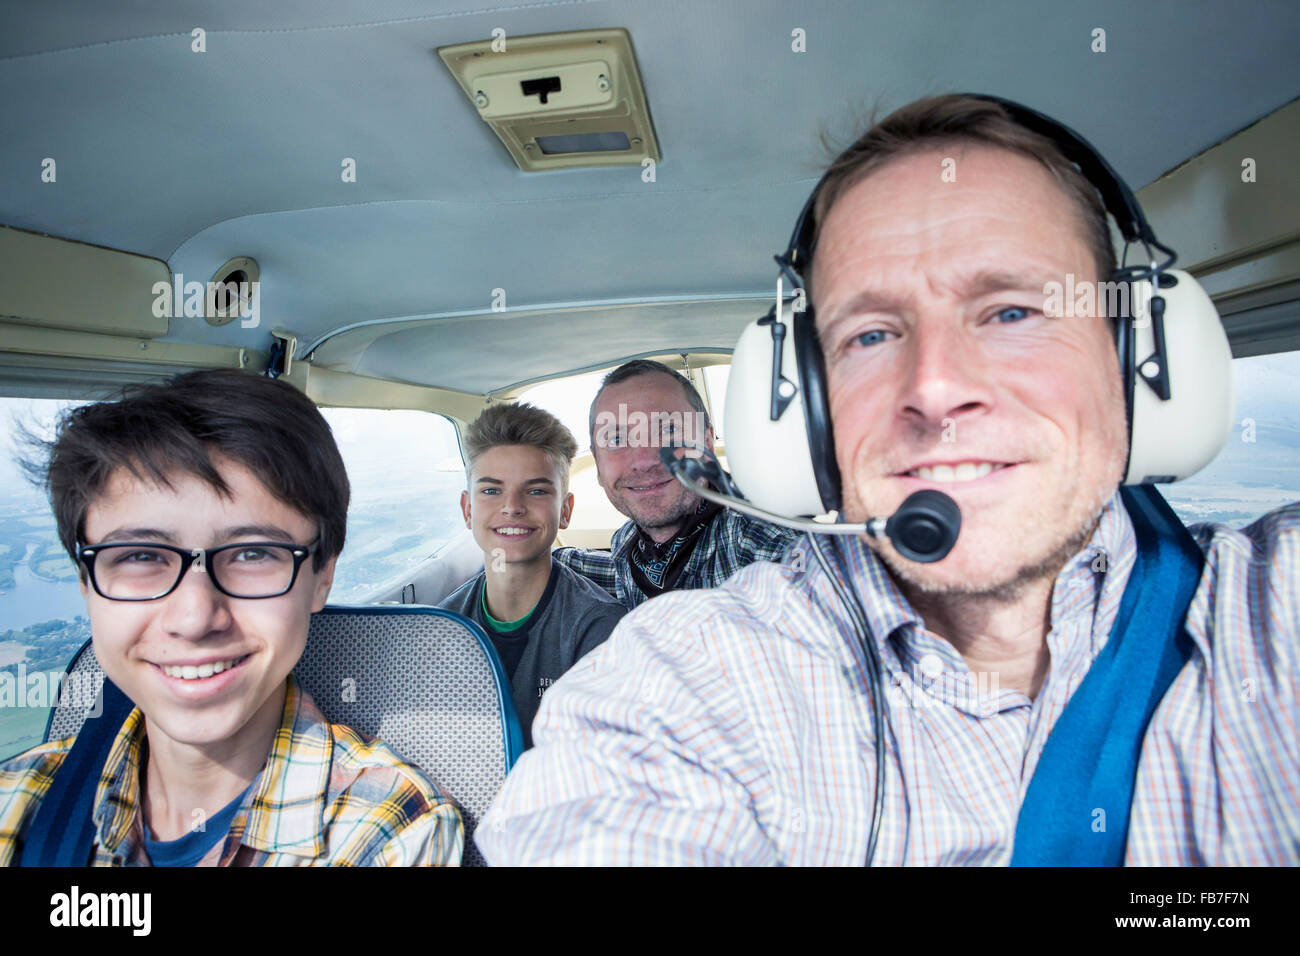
(45, 605), (523, 867)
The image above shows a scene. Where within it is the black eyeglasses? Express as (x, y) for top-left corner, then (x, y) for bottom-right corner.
(76, 541), (317, 601)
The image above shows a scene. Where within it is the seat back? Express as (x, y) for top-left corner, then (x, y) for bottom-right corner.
(46, 605), (523, 867)
(45, 641), (106, 743)
(294, 605), (522, 866)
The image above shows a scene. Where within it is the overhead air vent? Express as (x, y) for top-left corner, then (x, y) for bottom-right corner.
(205, 256), (259, 327)
(438, 28), (660, 172)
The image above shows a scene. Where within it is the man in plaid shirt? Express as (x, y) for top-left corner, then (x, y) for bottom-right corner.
(480, 95), (1299, 866)
(554, 360), (798, 610)
(0, 370), (461, 866)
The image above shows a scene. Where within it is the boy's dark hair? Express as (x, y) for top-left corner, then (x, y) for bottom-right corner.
(31, 369), (349, 572)
(587, 359), (711, 441)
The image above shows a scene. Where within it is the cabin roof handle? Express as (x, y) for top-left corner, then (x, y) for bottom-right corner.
(265, 328), (298, 379)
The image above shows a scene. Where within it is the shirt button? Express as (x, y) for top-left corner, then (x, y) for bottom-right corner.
(918, 653), (944, 680)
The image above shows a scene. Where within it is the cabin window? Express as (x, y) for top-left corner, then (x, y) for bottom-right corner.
(320, 407), (466, 602)
(702, 365), (730, 442)
(0, 398), (90, 760)
(1164, 348), (1300, 527)
(0, 349), (1291, 760)
(518, 362), (732, 450)
(516, 368), (609, 455)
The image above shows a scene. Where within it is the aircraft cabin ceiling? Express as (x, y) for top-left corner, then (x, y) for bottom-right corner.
(2, 0), (1298, 395)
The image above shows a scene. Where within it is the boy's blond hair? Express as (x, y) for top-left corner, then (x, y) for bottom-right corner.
(464, 402), (578, 492)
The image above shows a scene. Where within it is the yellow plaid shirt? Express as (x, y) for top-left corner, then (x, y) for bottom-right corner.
(0, 676), (463, 866)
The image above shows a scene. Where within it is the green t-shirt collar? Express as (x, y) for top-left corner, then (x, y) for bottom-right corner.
(481, 582), (535, 632)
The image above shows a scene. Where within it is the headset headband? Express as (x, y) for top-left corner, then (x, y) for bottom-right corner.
(777, 93), (1168, 284)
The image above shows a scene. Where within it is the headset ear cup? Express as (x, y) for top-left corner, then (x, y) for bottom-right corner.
(723, 314), (828, 517)
(1122, 269), (1235, 484)
(792, 305), (843, 512)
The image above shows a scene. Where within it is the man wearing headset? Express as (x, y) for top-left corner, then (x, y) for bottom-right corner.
(477, 94), (1298, 865)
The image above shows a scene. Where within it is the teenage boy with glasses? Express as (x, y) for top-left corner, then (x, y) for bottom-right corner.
(0, 370), (462, 866)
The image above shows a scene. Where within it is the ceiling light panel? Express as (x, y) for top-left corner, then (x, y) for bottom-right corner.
(439, 28), (660, 172)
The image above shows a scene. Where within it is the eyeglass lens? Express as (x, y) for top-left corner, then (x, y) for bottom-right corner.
(90, 544), (298, 599)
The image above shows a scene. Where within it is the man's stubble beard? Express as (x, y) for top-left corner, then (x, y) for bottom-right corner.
(629, 488), (700, 533)
(874, 496), (1109, 605)
(871, 454), (1127, 607)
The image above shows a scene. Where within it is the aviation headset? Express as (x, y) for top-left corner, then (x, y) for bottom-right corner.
(724, 94), (1236, 520)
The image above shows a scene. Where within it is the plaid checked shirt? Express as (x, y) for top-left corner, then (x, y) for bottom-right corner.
(0, 676), (463, 866)
(554, 508), (799, 610)
(479, 494), (1300, 865)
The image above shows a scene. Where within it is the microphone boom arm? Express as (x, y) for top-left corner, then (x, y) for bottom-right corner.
(675, 472), (883, 537)
(659, 445), (960, 563)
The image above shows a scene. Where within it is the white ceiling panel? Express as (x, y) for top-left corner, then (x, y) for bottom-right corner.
(2, 0), (1297, 392)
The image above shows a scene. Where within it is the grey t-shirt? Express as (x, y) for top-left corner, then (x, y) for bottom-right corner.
(438, 558), (626, 748)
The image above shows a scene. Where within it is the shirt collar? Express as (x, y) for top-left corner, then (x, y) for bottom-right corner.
(236, 676), (331, 857)
(1053, 489), (1214, 666)
(832, 534), (924, 654)
(93, 675), (331, 861)
(93, 706), (148, 856)
(610, 519), (637, 562)
(1046, 490), (1137, 663)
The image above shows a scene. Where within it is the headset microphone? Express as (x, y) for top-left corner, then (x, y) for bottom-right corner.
(882, 489), (961, 562)
(658, 446), (962, 562)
